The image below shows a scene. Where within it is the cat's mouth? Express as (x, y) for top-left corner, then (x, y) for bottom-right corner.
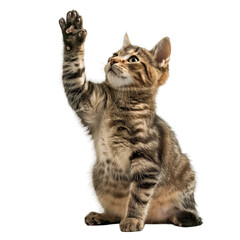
(108, 68), (128, 80)
(108, 67), (117, 76)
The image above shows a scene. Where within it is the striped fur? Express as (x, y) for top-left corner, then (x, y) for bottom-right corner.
(59, 10), (202, 232)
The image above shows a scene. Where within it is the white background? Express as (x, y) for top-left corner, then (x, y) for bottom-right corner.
(0, 0), (240, 239)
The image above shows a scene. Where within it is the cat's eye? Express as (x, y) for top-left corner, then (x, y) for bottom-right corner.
(113, 53), (118, 57)
(128, 56), (139, 63)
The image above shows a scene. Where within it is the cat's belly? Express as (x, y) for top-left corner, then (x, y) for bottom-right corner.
(147, 187), (180, 223)
(146, 198), (176, 223)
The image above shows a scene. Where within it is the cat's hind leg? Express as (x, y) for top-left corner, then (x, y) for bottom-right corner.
(85, 212), (120, 226)
(170, 192), (203, 227)
(171, 209), (203, 227)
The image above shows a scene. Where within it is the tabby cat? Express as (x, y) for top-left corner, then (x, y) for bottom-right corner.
(59, 10), (202, 232)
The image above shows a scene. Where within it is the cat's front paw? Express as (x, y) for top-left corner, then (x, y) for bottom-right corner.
(85, 212), (106, 226)
(59, 10), (87, 51)
(120, 218), (144, 232)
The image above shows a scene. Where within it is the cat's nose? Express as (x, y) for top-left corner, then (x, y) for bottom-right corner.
(110, 57), (120, 65)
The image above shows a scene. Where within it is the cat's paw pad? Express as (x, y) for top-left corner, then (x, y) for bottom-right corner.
(67, 10), (78, 24)
(85, 212), (106, 226)
(120, 218), (144, 232)
(59, 10), (87, 49)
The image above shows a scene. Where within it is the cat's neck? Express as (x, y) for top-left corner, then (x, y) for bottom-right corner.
(108, 85), (157, 112)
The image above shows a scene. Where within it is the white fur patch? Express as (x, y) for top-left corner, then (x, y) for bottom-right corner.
(107, 73), (133, 88)
(160, 57), (170, 67)
(160, 59), (165, 67)
(123, 54), (130, 60)
(104, 63), (133, 88)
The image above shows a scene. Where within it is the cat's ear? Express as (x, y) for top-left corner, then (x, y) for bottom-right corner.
(151, 37), (171, 68)
(123, 33), (131, 47)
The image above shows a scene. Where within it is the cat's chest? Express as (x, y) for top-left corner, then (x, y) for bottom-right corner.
(95, 118), (132, 172)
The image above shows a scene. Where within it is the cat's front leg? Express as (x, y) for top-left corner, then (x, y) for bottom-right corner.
(120, 152), (160, 232)
(59, 10), (87, 110)
(59, 11), (107, 133)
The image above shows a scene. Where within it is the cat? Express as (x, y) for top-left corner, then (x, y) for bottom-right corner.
(59, 10), (202, 232)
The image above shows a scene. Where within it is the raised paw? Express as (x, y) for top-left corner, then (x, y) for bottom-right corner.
(59, 10), (87, 51)
(120, 218), (144, 232)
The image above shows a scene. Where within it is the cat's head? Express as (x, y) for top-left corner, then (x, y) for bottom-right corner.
(105, 34), (171, 89)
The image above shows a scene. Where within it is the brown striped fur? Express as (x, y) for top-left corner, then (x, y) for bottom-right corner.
(59, 10), (202, 232)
